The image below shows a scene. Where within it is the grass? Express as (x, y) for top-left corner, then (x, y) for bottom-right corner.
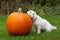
(0, 15), (60, 40)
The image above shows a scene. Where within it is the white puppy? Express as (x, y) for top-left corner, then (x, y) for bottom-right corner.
(27, 10), (57, 34)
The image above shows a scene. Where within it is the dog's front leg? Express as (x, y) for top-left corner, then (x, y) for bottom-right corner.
(37, 26), (41, 34)
(34, 27), (37, 33)
(34, 25), (37, 33)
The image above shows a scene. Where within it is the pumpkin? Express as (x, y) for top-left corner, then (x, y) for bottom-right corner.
(6, 12), (32, 35)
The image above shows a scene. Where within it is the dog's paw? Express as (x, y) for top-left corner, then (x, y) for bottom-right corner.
(37, 31), (41, 34)
(37, 32), (41, 34)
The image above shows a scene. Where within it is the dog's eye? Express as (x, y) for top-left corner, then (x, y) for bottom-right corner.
(30, 12), (32, 13)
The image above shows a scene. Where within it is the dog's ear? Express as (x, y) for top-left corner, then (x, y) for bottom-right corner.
(33, 12), (36, 15)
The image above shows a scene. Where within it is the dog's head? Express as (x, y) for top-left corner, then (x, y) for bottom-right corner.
(27, 10), (36, 18)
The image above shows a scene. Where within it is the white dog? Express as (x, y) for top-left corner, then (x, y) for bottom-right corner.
(27, 10), (57, 34)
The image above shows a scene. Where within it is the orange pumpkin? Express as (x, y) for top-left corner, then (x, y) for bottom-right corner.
(6, 12), (32, 35)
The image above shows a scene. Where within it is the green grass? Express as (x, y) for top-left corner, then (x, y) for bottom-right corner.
(0, 15), (60, 40)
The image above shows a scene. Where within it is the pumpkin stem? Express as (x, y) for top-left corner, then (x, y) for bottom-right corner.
(18, 7), (22, 12)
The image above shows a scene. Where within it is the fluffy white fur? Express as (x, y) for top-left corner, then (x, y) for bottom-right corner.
(27, 10), (57, 34)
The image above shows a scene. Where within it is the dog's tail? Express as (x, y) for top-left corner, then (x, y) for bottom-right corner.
(52, 26), (57, 30)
